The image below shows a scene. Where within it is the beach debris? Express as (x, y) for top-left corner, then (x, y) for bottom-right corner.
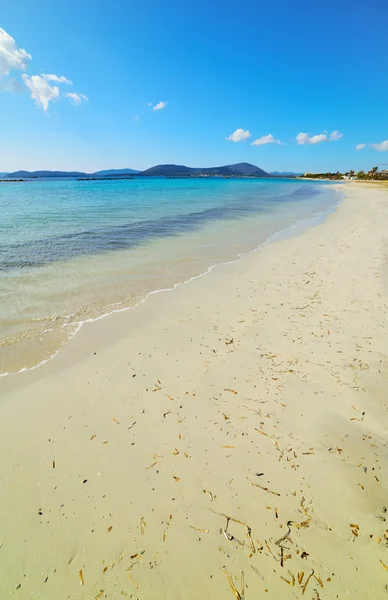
(301, 570), (314, 595)
(173, 476), (181, 481)
(280, 571), (295, 587)
(112, 417), (120, 424)
(203, 489), (214, 502)
(248, 478), (281, 496)
(140, 517), (147, 535)
(127, 572), (138, 589)
(224, 388), (237, 394)
(223, 445), (236, 449)
(52, 460), (56, 468)
(107, 525), (113, 533)
(224, 569), (245, 600)
(275, 522), (292, 547)
(255, 428), (268, 437)
(225, 338), (234, 345)
(128, 421), (137, 430)
(212, 510), (255, 554)
(90, 434), (96, 440)
(147, 461), (157, 469)
(94, 591), (104, 600)
(172, 448), (179, 455)
(350, 523), (359, 538)
(250, 565), (264, 580)
(380, 559), (388, 571)
(190, 525), (209, 533)
(297, 571), (305, 584)
(79, 569), (84, 586)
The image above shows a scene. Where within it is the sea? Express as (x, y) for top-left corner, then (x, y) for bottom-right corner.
(0, 177), (342, 376)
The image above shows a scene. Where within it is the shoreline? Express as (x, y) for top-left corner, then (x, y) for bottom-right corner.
(1, 183), (387, 598)
(0, 183), (342, 378)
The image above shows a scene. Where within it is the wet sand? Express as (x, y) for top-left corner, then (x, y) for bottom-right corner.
(0, 183), (387, 599)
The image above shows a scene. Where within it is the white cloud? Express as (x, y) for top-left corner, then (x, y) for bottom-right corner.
(0, 28), (87, 111)
(329, 130), (343, 141)
(355, 143), (365, 151)
(251, 134), (281, 146)
(153, 101), (167, 111)
(43, 73), (72, 85)
(371, 140), (388, 152)
(64, 92), (88, 105)
(22, 74), (60, 111)
(0, 28), (31, 78)
(226, 128), (251, 142)
(296, 132), (327, 145)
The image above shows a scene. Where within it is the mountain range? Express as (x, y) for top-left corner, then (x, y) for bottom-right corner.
(0, 162), (274, 179)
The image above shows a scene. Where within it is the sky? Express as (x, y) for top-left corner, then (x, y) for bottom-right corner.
(0, 0), (387, 173)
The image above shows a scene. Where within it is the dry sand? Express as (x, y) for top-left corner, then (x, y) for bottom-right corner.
(0, 183), (387, 599)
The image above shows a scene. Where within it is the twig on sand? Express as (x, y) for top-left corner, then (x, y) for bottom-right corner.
(247, 478), (281, 496)
(224, 569), (245, 600)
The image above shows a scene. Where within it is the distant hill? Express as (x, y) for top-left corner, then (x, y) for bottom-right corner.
(141, 162), (269, 177)
(4, 170), (88, 178)
(0, 172), (8, 176)
(141, 164), (195, 177)
(93, 168), (140, 176)
(2, 163), (270, 179)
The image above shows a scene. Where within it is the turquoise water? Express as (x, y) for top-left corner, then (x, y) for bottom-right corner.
(0, 177), (341, 374)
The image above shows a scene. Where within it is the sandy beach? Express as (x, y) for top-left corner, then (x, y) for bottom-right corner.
(1, 183), (387, 599)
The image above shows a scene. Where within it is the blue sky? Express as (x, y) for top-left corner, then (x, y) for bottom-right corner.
(1, 0), (387, 173)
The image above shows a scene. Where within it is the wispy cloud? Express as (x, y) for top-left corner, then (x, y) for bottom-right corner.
(355, 143), (365, 151)
(22, 74), (60, 111)
(0, 27), (31, 77)
(329, 130), (343, 141)
(226, 128), (251, 142)
(251, 134), (281, 146)
(43, 74), (72, 85)
(64, 92), (88, 105)
(371, 140), (388, 151)
(296, 132), (327, 145)
(153, 101), (167, 111)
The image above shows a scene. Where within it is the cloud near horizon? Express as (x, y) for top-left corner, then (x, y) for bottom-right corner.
(371, 140), (388, 151)
(355, 143), (365, 150)
(226, 128), (251, 142)
(153, 101), (167, 111)
(296, 130), (342, 145)
(251, 134), (281, 146)
(0, 27), (87, 111)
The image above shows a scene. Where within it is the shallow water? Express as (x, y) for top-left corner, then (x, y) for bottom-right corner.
(0, 177), (341, 375)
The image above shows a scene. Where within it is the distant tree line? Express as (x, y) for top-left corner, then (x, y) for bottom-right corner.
(301, 167), (387, 181)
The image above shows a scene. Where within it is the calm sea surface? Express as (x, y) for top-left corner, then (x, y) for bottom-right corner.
(0, 177), (342, 375)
